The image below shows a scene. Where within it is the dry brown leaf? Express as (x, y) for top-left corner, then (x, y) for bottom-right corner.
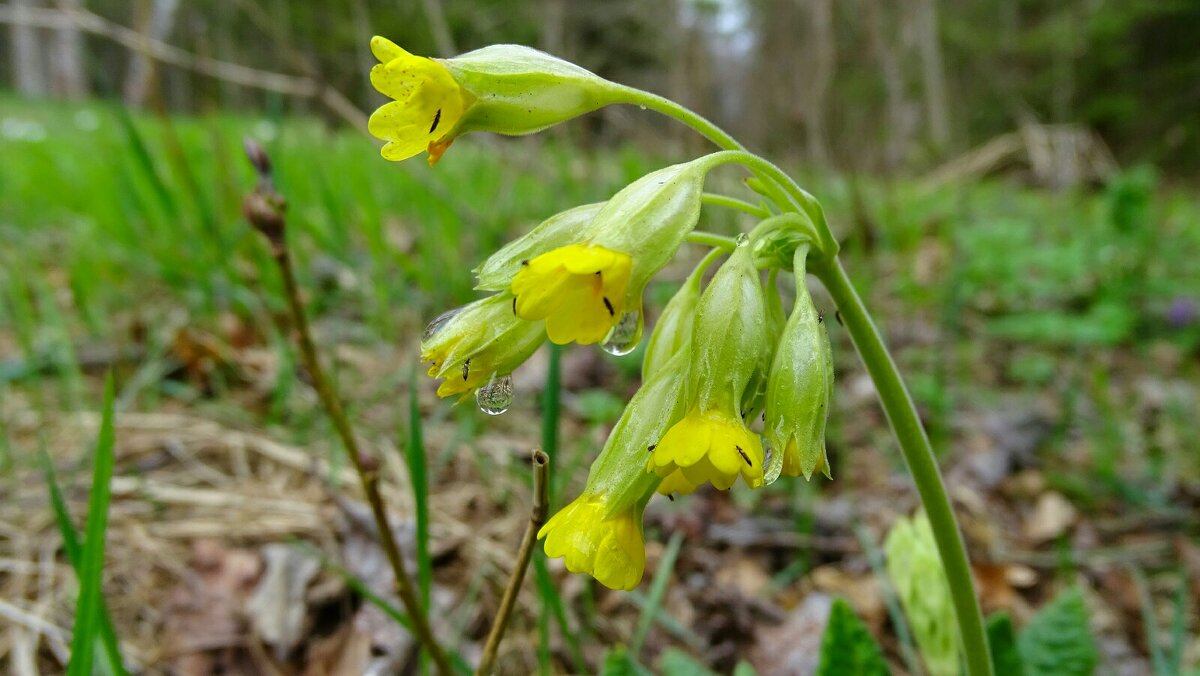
(301, 623), (372, 676)
(246, 543), (321, 659)
(162, 540), (262, 673)
(1024, 491), (1078, 543)
(748, 592), (832, 676)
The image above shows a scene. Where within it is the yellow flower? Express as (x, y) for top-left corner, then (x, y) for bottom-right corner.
(539, 495), (645, 591)
(647, 407), (765, 492)
(368, 37), (471, 165)
(511, 244), (632, 345)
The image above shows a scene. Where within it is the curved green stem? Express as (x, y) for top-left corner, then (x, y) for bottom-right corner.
(619, 87), (747, 152)
(687, 247), (727, 287)
(622, 89), (836, 257)
(684, 230), (737, 251)
(629, 85), (992, 676)
(811, 256), (993, 676)
(702, 192), (770, 218)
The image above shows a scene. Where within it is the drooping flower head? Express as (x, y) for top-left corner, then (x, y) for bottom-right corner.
(420, 293), (544, 399)
(539, 353), (689, 590)
(369, 37), (625, 165)
(476, 158), (717, 346)
(763, 246), (834, 480)
(647, 242), (772, 492)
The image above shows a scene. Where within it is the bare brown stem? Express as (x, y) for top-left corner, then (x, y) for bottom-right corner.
(242, 140), (452, 676)
(476, 450), (550, 676)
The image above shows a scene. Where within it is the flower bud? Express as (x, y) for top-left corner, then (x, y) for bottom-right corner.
(641, 252), (720, 381)
(688, 243), (771, 413)
(763, 250), (833, 480)
(539, 353), (688, 589)
(420, 293), (544, 399)
(740, 270), (787, 425)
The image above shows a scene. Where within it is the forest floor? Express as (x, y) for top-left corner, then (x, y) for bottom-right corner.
(1, 96), (1198, 674)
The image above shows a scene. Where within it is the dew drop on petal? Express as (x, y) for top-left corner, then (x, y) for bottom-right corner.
(763, 439), (784, 486)
(475, 374), (513, 415)
(601, 310), (644, 356)
(423, 306), (463, 340)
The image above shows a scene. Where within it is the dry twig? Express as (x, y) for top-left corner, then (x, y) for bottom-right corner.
(241, 139), (452, 675)
(476, 449), (549, 676)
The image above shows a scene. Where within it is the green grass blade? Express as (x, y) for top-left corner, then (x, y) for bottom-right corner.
(67, 374), (118, 676)
(1167, 572), (1188, 676)
(541, 343), (562, 503)
(405, 368), (432, 610)
(631, 531), (684, 656)
(111, 104), (179, 223)
(1131, 568), (1169, 675)
(405, 369), (432, 675)
(41, 448), (127, 676)
(532, 341), (587, 672)
(533, 555), (587, 673)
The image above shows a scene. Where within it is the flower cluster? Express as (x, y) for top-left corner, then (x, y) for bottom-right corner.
(370, 38), (835, 590)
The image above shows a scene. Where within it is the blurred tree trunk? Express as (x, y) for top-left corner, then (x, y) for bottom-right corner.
(124, 0), (180, 107)
(866, 0), (914, 171)
(915, 0), (950, 152)
(801, 0), (834, 164)
(757, 0), (834, 162)
(806, 0), (835, 165)
(540, 0), (565, 56)
(420, 0), (455, 57)
(50, 0), (86, 98)
(10, 0), (47, 96)
(352, 0), (373, 98)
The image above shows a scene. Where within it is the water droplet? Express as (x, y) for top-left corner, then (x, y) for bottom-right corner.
(475, 374), (513, 415)
(423, 306), (463, 340)
(601, 310), (644, 356)
(762, 438), (784, 486)
(639, 105), (647, 110)
(735, 232), (751, 247)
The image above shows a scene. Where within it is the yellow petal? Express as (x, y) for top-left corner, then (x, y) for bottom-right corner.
(511, 244), (632, 345)
(656, 469), (700, 496)
(647, 407), (764, 490)
(370, 35), (410, 64)
(540, 495), (645, 591)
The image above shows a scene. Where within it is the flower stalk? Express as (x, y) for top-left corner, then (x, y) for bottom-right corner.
(242, 139), (454, 676)
(628, 92), (994, 675)
(810, 255), (992, 676)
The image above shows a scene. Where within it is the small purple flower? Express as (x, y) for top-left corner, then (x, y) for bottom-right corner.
(1166, 297), (1197, 329)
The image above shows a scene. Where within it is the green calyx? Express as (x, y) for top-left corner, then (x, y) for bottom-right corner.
(586, 352), (690, 517)
(641, 248), (723, 382)
(763, 246), (834, 481)
(687, 242), (771, 415)
(442, 45), (626, 137)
